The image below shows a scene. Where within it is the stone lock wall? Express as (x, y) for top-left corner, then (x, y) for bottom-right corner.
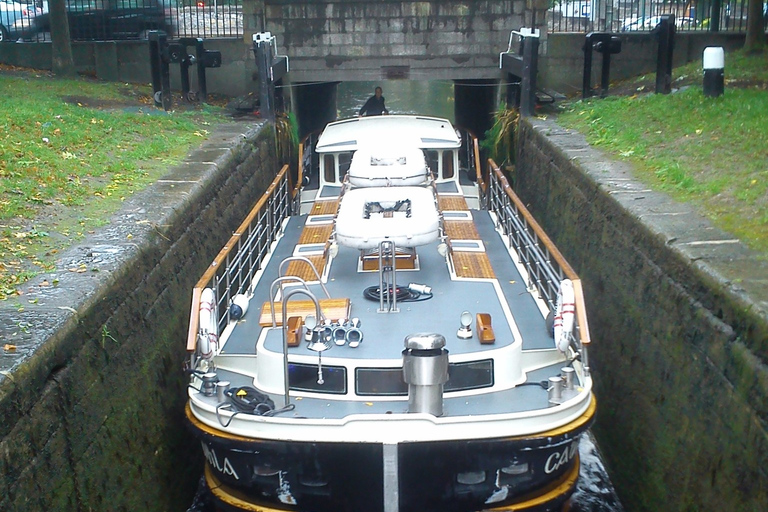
(246, 0), (543, 81)
(0, 121), (278, 511)
(515, 117), (767, 511)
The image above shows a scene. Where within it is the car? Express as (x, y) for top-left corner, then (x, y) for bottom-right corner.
(23, 0), (174, 41)
(620, 15), (698, 32)
(0, 0), (37, 41)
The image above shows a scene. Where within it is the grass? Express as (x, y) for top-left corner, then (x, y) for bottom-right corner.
(555, 49), (768, 255)
(0, 69), (228, 300)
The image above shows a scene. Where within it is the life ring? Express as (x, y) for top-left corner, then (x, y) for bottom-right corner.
(199, 288), (219, 359)
(553, 279), (575, 353)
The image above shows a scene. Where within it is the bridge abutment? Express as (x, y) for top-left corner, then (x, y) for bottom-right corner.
(245, 0), (543, 82)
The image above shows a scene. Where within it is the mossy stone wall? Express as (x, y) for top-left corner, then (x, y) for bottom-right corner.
(0, 122), (277, 511)
(515, 118), (767, 512)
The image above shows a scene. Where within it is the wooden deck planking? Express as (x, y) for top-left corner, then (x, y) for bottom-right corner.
(259, 298), (351, 326)
(284, 254), (328, 281)
(438, 196), (469, 211)
(298, 225), (333, 245)
(310, 200), (340, 216)
(452, 252), (496, 279)
(444, 220), (481, 240)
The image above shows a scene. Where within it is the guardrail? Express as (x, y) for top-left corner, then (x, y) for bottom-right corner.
(484, 160), (592, 366)
(186, 164), (292, 355)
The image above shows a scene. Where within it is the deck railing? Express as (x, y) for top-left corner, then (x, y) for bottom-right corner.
(484, 160), (592, 360)
(186, 165), (292, 354)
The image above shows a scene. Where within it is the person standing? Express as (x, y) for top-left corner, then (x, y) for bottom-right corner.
(359, 86), (388, 116)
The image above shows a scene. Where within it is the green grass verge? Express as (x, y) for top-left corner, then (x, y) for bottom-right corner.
(556, 50), (768, 256)
(0, 72), (228, 300)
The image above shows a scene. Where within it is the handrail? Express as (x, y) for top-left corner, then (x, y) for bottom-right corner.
(278, 256), (331, 299)
(186, 165), (291, 353)
(486, 159), (591, 347)
(269, 275), (311, 327)
(473, 135), (483, 187)
(281, 288), (323, 406)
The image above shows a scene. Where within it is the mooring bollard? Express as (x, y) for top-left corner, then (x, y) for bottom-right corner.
(703, 47), (725, 98)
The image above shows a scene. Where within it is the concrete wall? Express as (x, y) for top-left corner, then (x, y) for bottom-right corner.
(515, 117), (767, 512)
(0, 39), (253, 97)
(0, 121), (277, 511)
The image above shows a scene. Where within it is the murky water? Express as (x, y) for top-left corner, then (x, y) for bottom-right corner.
(336, 80), (455, 121)
(570, 433), (623, 512)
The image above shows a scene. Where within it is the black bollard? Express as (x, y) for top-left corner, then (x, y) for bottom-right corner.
(703, 47), (724, 98)
(654, 15), (675, 95)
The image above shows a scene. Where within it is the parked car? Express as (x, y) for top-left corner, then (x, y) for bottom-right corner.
(620, 15), (698, 32)
(0, 0), (37, 41)
(23, 0), (174, 41)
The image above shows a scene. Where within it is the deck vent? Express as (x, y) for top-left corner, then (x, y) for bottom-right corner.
(402, 333), (449, 416)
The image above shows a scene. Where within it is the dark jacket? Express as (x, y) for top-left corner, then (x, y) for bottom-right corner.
(359, 95), (387, 116)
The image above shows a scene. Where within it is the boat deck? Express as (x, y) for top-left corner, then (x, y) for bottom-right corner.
(209, 191), (573, 421)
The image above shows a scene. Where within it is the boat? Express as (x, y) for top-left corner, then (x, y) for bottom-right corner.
(184, 114), (596, 512)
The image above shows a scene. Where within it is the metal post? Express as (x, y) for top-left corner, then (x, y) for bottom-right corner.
(195, 38), (208, 102)
(180, 49), (192, 101)
(582, 33), (594, 99)
(253, 33), (276, 121)
(711, 0), (722, 32)
(520, 35), (538, 118)
(600, 51), (611, 98)
(148, 30), (172, 111)
(499, 28), (540, 117)
(655, 15), (675, 95)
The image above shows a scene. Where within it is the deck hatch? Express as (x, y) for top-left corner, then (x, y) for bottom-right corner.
(289, 363), (347, 394)
(355, 360), (494, 396)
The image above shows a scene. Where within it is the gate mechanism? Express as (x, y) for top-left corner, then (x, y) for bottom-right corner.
(582, 32), (622, 99)
(148, 31), (222, 111)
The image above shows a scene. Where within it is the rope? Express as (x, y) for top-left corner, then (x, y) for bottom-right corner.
(362, 284), (433, 303)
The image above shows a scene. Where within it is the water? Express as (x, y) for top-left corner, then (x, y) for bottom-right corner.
(570, 433), (624, 512)
(336, 80), (455, 121)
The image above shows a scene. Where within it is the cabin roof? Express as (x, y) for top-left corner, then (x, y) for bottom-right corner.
(315, 115), (461, 153)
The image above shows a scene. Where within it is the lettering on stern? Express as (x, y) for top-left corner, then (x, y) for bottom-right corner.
(201, 442), (240, 480)
(544, 440), (579, 474)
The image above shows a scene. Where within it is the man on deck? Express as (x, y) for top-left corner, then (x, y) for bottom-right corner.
(359, 86), (388, 117)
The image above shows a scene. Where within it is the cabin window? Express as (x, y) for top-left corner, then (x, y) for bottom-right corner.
(442, 150), (454, 179)
(444, 359), (494, 391)
(323, 155), (335, 183)
(356, 368), (407, 396)
(355, 360), (494, 396)
(289, 363), (347, 394)
(338, 152), (353, 180)
(425, 150), (438, 177)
